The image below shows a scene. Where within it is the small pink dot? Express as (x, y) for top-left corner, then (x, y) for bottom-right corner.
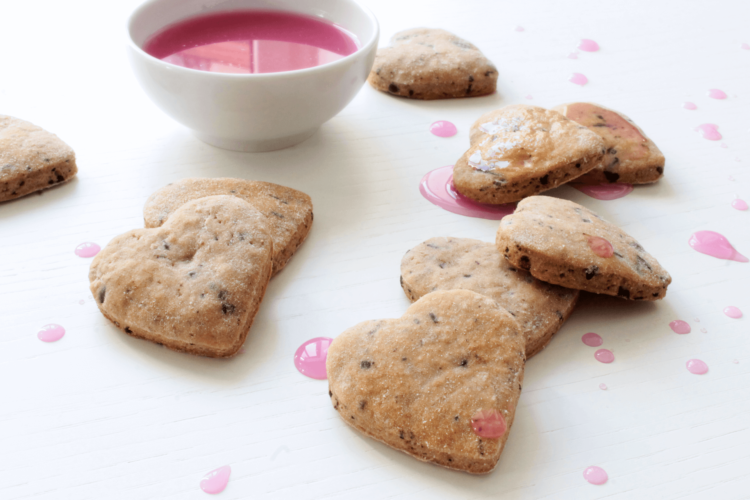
(700, 328), (708, 333)
(578, 39), (600, 52)
(75, 242), (101, 258)
(79, 299), (85, 305)
(723, 306), (743, 318)
(583, 466), (608, 485)
(525, 94), (533, 100)
(669, 320), (691, 334)
(294, 337), (333, 380)
(38, 324), (65, 343)
(587, 236), (614, 258)
(599, 383), (608, 390)
(694, 318), (701, 322)
(686, 359), (708, 374)
(200, 465), (231, 494)
(731, 199), (748, 211)
(569, 72), (588, 86)
(471, 409), (507, 438)
(707, 89), (727, 100)
(696, 123), (722, 141)
(732, 359), (739, 364)
(742, 43), (750, 50)
(430, 120), (457, 138)
(683, 101), (697, 110)
(721, 143), (729, 149)
(595, 349), (614, 363)
(568, 52), (579, 59)
(514, 25), (525, 32)
(582, 332), (603, 347)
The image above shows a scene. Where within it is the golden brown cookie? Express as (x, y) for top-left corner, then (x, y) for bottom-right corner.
(327, 290), (525, 474)
(400, 237), (579, 358)
(90, 195), (273, 357)
(0, 115), (77, 202)
(143, 178), (312, 276)
(495, 196), (671, 300)
(367, 28), (497, 100)
(455, 105), (605, 204)
(552, 103), (665, 184)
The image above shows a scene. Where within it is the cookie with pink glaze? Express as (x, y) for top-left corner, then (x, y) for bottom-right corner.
(400, 237), (578, 358)
(367, 28), (498, 100)
(552, 103), (665, 184)
(456, 105), (605, 204)
(0, 115), (77, 202)
(327, 290), (525, 474)
(495, 196), (671, 300)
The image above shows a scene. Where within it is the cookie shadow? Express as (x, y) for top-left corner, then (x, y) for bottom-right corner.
(0, 177), (80, 222)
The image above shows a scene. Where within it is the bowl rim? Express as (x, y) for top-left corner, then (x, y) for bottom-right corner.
(126, 0), (379, 79)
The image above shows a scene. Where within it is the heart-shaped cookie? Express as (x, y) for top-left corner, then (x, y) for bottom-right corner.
(89, 195), (273, 357)
(455, 105), (606, 204)
(496, 196), (671, 300)
(552, 103), (665, 184)
(0, 115), (77, 202)
(401, 237), (579, 358)
(143, 178), (313, 277)
(327, 290), (525, 474)
(367, 28), (498, 100)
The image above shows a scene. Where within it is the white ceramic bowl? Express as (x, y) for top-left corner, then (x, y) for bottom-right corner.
(127, 0), (378, 152)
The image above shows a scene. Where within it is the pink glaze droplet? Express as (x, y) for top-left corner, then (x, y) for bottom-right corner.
(688, 230), (748, 262)
(731, 199), (748, 211)
(587, 236), (614, 258)
(582, 332), (603, 347)
(733, 359), (739, 364)
(583, 466), (608, 485)
(696, 123), (722, 141)
(37, 324), (65, 343)
(514, 25), (525, 32)
(569, 73), (588, 86)
(742, 43), (750, 50)
(595, 349), (614, 363)
(75, 242), (100, 258)
(686, 359), (708, 374)
(578, 39), (600, 52)
(294, 337), (333, 380)
(701, 327), (708, 333)
(471, 409), (507, 438)
(568, 52), (579, 59)
(724, 306), (743, 318)
(430, 120), (457, 138)
(707, 89), (727, 99)
(721, 143), (729, 149)
(79, 299), (85, 305)
(200, 465), (231, 494)
(599, 383), (608, 390)
(419, 166), (515, 220)
(573, 183), (633, 200)
(683, 101), (697, 110)
(669, 320), (691, 334)
(525, 94), (533, 100)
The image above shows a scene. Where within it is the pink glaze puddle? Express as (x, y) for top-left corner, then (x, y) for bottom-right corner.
(471, 409), (507, 438)
(37, 324), (65, 343)
(75, 242), (100, 258)
(707, 89), (727, 99)
(683, 101), (697, 110)
(582, 332), (603, 347)
(583, 466), (608, 485)
(573, 183), (633, 200)
(294, 337), (333, 380)
(688, 230), (748, 262)
(587, 236), (614, 258)
(731, 199), (748, 211)
(669, 320), (691, 334)
(578, 39), (599, 52)
(514, 26), (525, 32)
(419, 166), (515, 220)
(200, 465), (231, 494)
(724, 306), (743, 318)
(430, 120), (457, 138)
(568, 52), (579, 59)
(742, 43), (750, 50)
(569, 73), (588, 86)
(686, 359), (708, 374)
(599, 383), (608, 390)
(696, 124), (722, 141)
(595, 349), (614, 364)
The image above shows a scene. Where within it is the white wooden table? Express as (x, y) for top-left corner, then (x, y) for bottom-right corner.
(2, 0), (749, 498)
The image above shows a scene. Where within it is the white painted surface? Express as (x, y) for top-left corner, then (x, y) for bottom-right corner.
(1, 0), (749, 498)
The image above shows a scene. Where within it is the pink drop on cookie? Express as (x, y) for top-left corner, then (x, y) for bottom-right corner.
(683, 101), (697, 110)
(724, 306), (742, 318)
(37, 324), (65, 343)
(582, 332), (603, 347)
(669, 320), (691, 334)
(587, 236), (614, 258)
(707, 89), (727, 99)
(696, 124), (722, 141)
(731, 199), (748, 211)
(471, 409), (507, 438)
(595, 349), (614, 363)
(583, 466), (608, 485)
(578, 39), (600, 52)
(688, 230), (748, 262)
(200, 465), (231, 494)
(429, 120), (457, 138)
(75, 242), (100, 258)
(573, 183), (633, 200)
(569, 72), (588, 86)
(686, 359), (708, 374)
(294, 337), (333, 380)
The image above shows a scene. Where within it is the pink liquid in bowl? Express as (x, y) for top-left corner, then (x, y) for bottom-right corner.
(143, 10), (359, 74)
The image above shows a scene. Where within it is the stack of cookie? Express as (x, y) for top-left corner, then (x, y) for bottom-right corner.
(88, 178), (313, 358)
(327, 196), (671, 474)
